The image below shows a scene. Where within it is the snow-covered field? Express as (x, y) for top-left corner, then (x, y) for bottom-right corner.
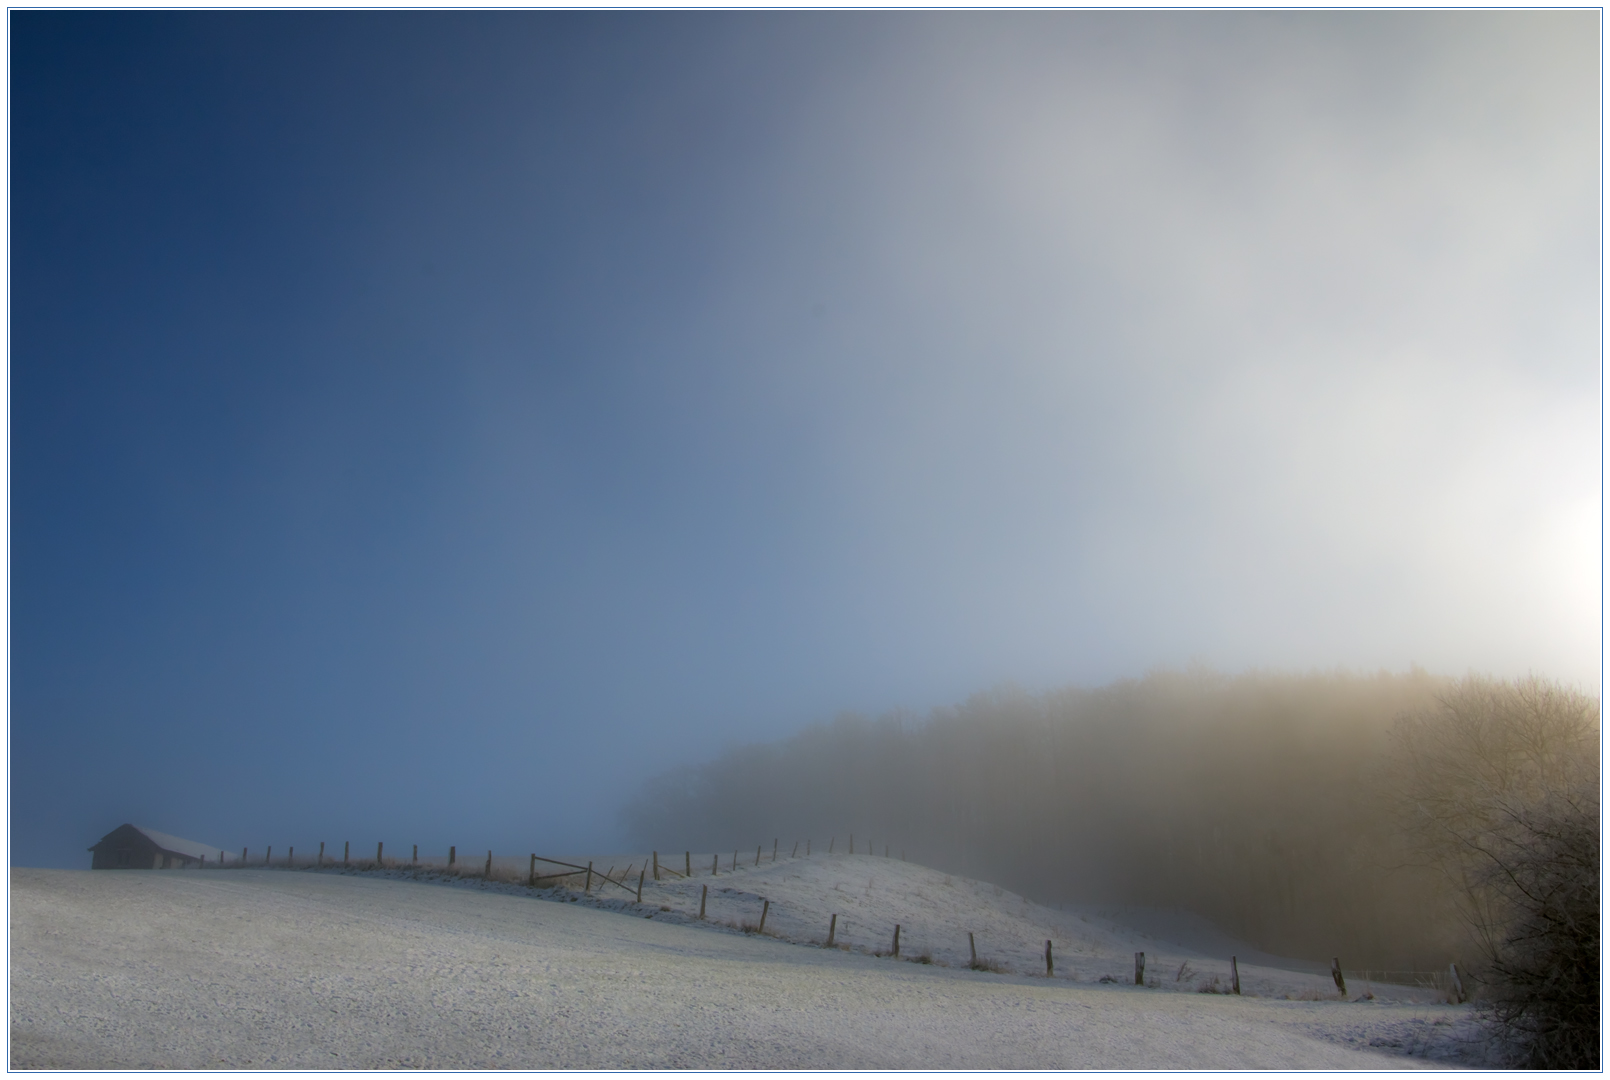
(602, 852), (1406, 999)
(11, 855), (1488, 1069)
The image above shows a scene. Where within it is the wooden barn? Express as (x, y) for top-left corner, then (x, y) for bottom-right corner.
(88, 824), (232, 870)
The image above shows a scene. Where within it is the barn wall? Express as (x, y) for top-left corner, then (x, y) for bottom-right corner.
(89, 829), (162, 869)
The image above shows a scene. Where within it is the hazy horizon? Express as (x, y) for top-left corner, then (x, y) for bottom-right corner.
(11, 11), (1600, 868)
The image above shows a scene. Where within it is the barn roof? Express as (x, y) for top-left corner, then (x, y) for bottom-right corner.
(132, 826), (231, 861)
(90, 823), (235, 862)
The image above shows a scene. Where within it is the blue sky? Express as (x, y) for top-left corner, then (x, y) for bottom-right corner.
(11, 12), (1600, 866)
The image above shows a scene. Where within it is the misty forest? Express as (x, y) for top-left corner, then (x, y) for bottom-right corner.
(630, 669), (1599, 1065)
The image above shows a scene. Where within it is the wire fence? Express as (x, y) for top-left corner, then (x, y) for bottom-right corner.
(1343, 967), (1465, 998)
(192, 841), (832, 894)
(196, 835), (889, 883)
(177, 838), (1467, 1000)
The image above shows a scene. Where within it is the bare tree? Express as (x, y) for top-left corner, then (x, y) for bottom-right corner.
(1391, 676), (1600, 1068)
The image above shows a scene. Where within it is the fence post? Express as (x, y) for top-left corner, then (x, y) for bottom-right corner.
(760, 899), (770, 933)
(265, 846), (271, 866)
(377, 841), (383, 865)
(344, 841), (349, 867)
(1331, 957), (1347, 995)
(712, 853), (718, 876)
(700, 884), (707, 919)
(1232, 956), (1241, 995)
(485, 850), (492, 877)
(220, 850), (226, 866)
(412, 844), (417, 865)
(772, 839), (778, 862)
(970, 932), (977, 965)
(529, 854), (536, 887)
(732, 851), (737, 871)
(827, 913), (837, 947)
(288, 846), (293, 868)
(829, 838), (834, 854)
(448, 845), (455, 867)
(1449, 963), (1465, 1003)
(653, 852), (660, 881)
(685, 852), (691, 877)
(1046, 940), (1053, 976)
(585, 862), (594, 894)
(243, 847), (248, 865)
(1135, 952), (1145, 985)
(755, 845), (761, 867)
(892, 923), (900, 958)
(636, 865), (645, 903)
(792, 841), (799, 858)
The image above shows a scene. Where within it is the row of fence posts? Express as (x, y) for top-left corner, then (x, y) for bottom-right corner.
(641, 837), (905, 882)
(1126, 951), (1462, 1001)
(214, 842), (486, 871)
(570, 872), (1465, 1001)
(202, 841), (1466, 1000)
(518, 851), (1459, 1002)
(817, 915), (1061, 974)
(214, 834), (904, 875)
(811, 835), (904, 860)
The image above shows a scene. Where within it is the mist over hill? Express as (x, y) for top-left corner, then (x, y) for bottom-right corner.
(626, 668), (1595, 972)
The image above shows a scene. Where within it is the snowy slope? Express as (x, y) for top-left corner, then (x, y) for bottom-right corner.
(11, 868), (1488, 1069)
(506, 849), (1440, 1002)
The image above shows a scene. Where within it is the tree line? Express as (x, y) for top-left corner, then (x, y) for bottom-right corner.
(627, 667), (1598, 1065)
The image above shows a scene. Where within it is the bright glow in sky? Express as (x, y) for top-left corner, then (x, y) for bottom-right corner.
(11, 11), (1600, 865)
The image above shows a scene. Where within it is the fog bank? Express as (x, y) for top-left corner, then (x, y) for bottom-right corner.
(627, 669), (1588, 970)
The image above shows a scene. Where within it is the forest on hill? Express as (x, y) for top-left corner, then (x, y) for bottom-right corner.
(627, 669), (1598, 978)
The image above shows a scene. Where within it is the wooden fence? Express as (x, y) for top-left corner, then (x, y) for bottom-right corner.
(184, 837), (1464, 998)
